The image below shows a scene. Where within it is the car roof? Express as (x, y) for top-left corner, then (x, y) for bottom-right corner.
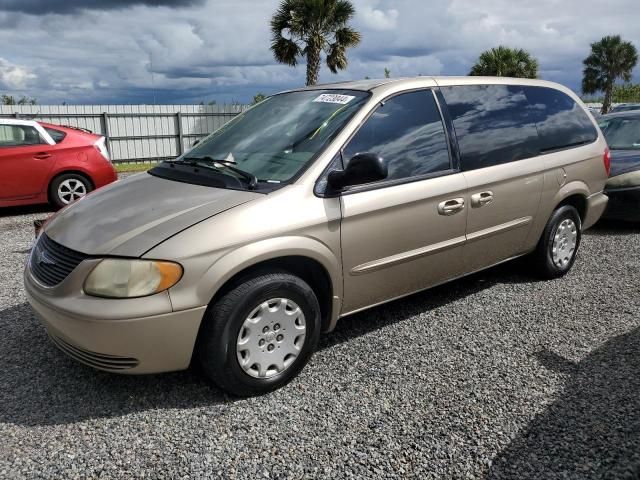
(0, 118), (39, 127)
(602, 110), (640, 119)
(287, 76), (579, 99)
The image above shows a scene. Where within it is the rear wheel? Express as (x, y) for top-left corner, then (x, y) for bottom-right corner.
(197, 272), (321, 397)
(49, 173), (93, 208)
(532, 205), (582, 279)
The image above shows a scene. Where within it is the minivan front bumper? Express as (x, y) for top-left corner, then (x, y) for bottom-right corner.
(24, 267), (206, 374)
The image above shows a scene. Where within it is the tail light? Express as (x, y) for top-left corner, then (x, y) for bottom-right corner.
(603, 147), (611, 177)
(94, 137), (110, 162)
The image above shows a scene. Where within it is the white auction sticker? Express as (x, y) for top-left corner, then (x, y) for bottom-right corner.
(312, 93), (356, 105)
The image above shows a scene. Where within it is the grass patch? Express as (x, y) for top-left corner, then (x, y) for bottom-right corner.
(114, 162), (158, 173)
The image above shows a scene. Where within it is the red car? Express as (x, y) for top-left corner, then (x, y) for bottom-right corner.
(0, 119), (117, 208)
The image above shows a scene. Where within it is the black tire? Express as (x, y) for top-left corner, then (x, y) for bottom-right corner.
(197, 272), (321, 397)
(49, 173), (93, 209)
(531, 205), (582, 279)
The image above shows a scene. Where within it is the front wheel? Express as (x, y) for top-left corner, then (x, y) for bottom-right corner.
(531, 205), (582, 279)
(197, 272), (321, 397)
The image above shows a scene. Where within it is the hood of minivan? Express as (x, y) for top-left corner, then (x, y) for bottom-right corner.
(610, 149), (640, 177)
(44, 173), (261, 256)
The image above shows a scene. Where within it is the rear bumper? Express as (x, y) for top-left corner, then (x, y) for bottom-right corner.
(583, 192), (609, 230)
(603, 185), (640, 222)
(91, 158), (118, 188)
(25, 268), (206, 374)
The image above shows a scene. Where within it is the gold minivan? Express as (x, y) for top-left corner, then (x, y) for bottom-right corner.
(25, 77), (609, 396)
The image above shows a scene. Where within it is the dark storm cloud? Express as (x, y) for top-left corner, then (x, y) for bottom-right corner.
(0, 0), (638, 104)
(0, 0), (205, 15)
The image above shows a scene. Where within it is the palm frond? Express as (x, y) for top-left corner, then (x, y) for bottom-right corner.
(330, 0), (356, 26)
(469, 45), (538, 78)
(326, 43), (348, 73)
(334, 27), (361, 48)
(271, 37), (302, 66)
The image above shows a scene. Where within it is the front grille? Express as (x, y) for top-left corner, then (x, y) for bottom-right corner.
(49, 333), (139, 370)
(30, 234), (89, 287)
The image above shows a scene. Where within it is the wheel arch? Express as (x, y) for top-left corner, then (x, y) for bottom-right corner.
(549, 181), (590, 224)
(525, 181), (590, 251)
(556, 193), (587, 223)
(197, 237), (343, 334)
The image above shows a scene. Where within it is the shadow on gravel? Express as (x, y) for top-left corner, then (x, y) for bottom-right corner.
(489, 328), (640, 479)
(320, 258), (533, 350)
(0, 204), (53, 218)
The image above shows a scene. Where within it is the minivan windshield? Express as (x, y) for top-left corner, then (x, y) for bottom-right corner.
(162, 89), (369, 188)
(599, 116), (640, 150)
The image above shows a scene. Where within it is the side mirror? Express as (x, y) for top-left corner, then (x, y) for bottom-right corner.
(327, 152), (387, 190)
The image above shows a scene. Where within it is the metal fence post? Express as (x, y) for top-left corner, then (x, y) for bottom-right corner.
(101, 112), (111, 155)
(176, 111), (184, 156)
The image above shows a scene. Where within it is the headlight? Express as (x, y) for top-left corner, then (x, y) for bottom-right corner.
(606, 170), (640, 189)
(84, 259), (183, 298)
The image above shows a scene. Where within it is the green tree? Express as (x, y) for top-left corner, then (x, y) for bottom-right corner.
(270, 0), (361, 86)
(251, 93), (267, 105)
(612, 83), (640, 103)
(469, 46), (539, 78)
(583, 35), (638, 114)
(1, 95), (37, 105)
(384, 67), (391, 78)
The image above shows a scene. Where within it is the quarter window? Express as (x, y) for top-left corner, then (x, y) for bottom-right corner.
(44, 127), (66, 143)
(0, 125), (45, 147)
(343, 90), (451, 181)
(441, 85), (541, 171)
(522, 86), (598, 152)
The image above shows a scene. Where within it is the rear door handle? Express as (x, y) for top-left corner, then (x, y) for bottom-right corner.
(33, 153), (51, 160)
(471, 191), (494, 208)
(438, 198), (465, 216)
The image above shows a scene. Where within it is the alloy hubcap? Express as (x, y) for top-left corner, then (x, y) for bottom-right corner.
(58, 179), (87, 204)
(236, 298), (306, 379)
(551, 218), (578, 268)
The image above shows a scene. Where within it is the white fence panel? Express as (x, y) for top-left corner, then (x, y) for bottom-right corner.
(0, 104), (247, 163)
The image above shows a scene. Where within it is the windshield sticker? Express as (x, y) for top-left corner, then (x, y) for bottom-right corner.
(313, 94), (356, 105)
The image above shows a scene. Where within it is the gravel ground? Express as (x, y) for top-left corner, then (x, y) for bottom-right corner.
(1, 192), (639, 479)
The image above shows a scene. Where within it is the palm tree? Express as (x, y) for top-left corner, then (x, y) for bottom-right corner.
(469, 46), (539, 78)
(582, 35), (638, 114)
(270, 0), (361, 86)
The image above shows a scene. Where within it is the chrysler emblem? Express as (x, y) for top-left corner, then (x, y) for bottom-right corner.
(34, 246), (56, 267)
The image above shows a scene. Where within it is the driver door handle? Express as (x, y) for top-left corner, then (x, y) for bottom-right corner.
(471, 191), (494, 208)
(33, 153), (52, 160)
(438, 198), (465, 216)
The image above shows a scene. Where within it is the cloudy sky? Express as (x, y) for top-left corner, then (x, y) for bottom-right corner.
(0, 0), (637, 104)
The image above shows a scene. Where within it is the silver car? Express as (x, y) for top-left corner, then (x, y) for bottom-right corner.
(25, 77), (609, 396)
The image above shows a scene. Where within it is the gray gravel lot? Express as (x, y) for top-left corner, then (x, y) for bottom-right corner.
(1, 193), (639, 479)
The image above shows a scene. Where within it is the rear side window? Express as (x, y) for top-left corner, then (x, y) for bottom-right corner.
(441, 85), (540, 171)
(522, 86), (597, 152)
(44, 127), (66, 143)
(0, 125), (45, 147)
(343, 90), (451, 181)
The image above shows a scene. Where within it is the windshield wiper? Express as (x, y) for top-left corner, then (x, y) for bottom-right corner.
(179, 156), (258, 190)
